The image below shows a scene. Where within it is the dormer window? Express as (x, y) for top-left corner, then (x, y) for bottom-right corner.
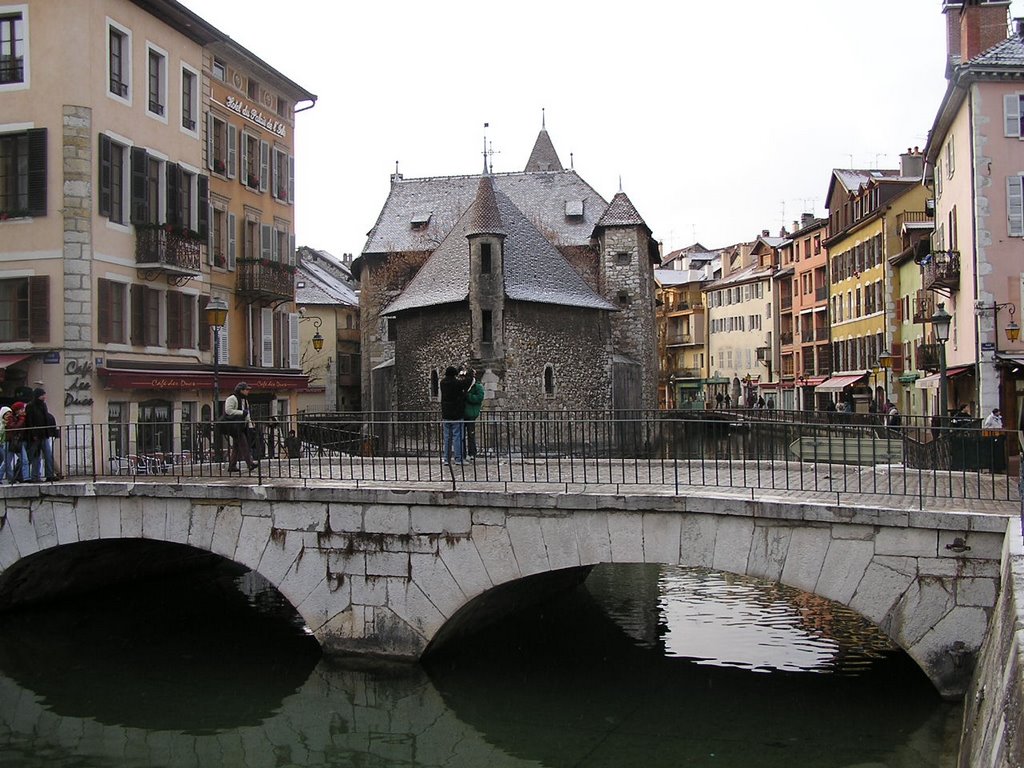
(411, 211), (431, 230)
(565, 200), (584, 218)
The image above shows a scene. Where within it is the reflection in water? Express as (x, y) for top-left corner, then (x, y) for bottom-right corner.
(0, 561), (960, 767)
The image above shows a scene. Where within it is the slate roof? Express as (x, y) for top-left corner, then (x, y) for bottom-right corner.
(383, 177), (616, 315)
(295, 249), (358, 307)
(361, 169), (608, 256)
(524, 129), (564, 172)
(596, 191), (648, 229)
(968, 32), (1024, 69)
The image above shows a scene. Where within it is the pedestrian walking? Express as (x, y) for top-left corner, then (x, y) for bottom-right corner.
(223, 382), (256, 472)
(440, 366), (468, 464)
(463, 369), (485, 460)
(24, 388), (56, 481)
(3, 402), (29, 484)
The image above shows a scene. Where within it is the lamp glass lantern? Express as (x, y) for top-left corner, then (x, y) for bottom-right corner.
(311, 316), (324, 351)
(932, 303), (952, 343)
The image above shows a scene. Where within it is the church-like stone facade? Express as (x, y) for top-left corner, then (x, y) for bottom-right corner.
(353, 128), (659, 413)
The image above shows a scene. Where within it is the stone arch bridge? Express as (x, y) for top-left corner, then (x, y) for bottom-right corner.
(0, 481), (1011, 699)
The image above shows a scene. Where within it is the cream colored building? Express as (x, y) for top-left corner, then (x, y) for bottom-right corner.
(0, 0), (314, 461)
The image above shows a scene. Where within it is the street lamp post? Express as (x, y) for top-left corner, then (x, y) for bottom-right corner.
(205, 296), (229, 418)
(932, 303), (952, 420)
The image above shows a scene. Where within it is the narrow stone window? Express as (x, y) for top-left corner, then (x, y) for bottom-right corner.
(543, 364), (555, 396)
(386, 317), (397, 342)
(618, 290), (631, 306)
(480, 242), (492, 273)
(615, 251), (631, 265)
(430, 369), (439, 399)
(481, 309), (492, 343)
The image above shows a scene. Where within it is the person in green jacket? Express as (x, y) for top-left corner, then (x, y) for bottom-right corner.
(462, 368), (485, 461)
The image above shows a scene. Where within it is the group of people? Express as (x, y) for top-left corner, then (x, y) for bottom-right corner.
(440, 366), (484, 465)
(1, 388), (59, 484)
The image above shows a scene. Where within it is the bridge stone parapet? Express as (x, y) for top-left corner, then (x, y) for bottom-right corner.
(0, 481), (1012, 698)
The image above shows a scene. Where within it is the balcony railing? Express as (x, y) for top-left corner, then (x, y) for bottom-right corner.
(801, 329), (814, 343)
(916, 343), (941, 372)
(134, 226), (202, 274)
(897, 211), (932, 229)
(912, 291), (935, 323)
(237, 258), (296, 300)
(923, 251), (960, 293)
(667, 332), (694, 345)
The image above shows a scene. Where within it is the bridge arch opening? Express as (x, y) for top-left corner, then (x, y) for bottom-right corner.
(0, 538), (321, 731)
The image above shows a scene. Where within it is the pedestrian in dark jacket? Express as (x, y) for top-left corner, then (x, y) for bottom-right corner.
(24, 388), (55, 481)
(440, 366), (468, 464)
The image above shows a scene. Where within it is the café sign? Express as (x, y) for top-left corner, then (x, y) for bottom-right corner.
(224, 96), (287, 138)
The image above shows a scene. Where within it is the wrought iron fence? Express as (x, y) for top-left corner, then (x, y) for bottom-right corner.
(18, 410), (1018, 504)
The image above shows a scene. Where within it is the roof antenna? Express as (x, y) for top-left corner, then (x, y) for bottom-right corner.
(482, 122), (490, 174)
(570, 152), (574, 170)
(618, 175), (623, 193)
(541, 107), (546, 130)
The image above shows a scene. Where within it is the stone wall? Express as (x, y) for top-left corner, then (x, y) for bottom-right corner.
(957, 517), (1024, 767)
(393, 302), (612, 413)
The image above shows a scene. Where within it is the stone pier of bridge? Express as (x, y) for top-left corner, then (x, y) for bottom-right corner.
(0, 480), (1012, 699)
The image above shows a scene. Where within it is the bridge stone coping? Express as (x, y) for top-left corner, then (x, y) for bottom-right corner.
(0, 481), (1013, 699)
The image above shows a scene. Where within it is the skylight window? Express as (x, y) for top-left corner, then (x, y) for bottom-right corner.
(411, 211), (431, 229)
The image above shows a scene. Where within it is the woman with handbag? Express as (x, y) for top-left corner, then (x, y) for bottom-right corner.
(223, 382), (256, 472)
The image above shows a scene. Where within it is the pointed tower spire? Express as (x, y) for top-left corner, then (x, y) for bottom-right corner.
(524, 111), (564, 173)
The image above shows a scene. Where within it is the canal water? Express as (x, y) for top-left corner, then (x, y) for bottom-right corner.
(0, 559), (961, 767)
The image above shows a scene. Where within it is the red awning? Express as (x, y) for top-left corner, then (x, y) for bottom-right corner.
(0, 353), (32, 370)
(815, 372), (868, 392)
(914, 365), (973, 390)
(98, 366), (308, 392)
(798, 375), (828, 387)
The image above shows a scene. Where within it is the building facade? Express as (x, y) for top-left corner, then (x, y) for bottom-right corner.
(354, 129), (660, 414)
(0, 0), (314, 460)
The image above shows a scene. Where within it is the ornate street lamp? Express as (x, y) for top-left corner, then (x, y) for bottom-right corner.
(932, 302), (952, 418)
(205, 296), (229, 417)
(311, 317), (324, 352)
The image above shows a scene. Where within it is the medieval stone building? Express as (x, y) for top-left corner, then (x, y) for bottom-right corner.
(353, 128), (659, 413)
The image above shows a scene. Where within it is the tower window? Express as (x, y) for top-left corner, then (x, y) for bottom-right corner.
(386, 317), (397, 342)
(615, 251), (632, 265)
(543, 364), (555, 396)
(480, 242), (492, 273)
(481, 309), (492, 343)
(618, 290), (631, 306)
(430, 369), (439, 400)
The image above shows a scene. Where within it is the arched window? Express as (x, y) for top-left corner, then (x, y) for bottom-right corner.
(430, 369), (439, 400)
(543, 364), (555, 396)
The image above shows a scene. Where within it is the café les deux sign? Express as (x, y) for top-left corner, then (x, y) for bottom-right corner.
(223, 96), (287, 138)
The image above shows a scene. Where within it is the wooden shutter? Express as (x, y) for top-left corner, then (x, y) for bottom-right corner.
(26, 128), (47, 217)
(130, 146), (148, 224)
(98, 279), (111, 342)
(288, 312), (299, 368)
(288, 154), (294, 204)
(227, 212), (237, 270)
(1008, 175), (1024, 237)
(206, 113), (215, 170)
(288, 233), (295, 266)
(261, 307), (274, 367)
(198, 294), (210, 352)
(227, 125), (237, 179)
(28, 276), (49, 342)
(217, 318), (229, 365)
(197, 175), (209, 239)
(259, 140), (269, 192)
(271, 227), (279, 262)
(98, 134), (112, 216)
(165, 163), (180, 227)
(130, 284), (143, 345)
(239, 132), (248, 184)
(261, 224), (272, 260)
(1006, 94), (1022, 138)
(271, 148), (279, 200)
(167, 291), (182, 349)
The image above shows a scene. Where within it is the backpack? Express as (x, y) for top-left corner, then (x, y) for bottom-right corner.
(888, 411), (902, 427)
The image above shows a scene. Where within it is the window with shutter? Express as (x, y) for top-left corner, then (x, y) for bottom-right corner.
(259, 140), (269, 193)
(261, 307), (274, 367)
(1008, 175), (1023, 237)
(130, 146), (148, 224)
(227, 212), (237, 269)
(167, 291), (182, 348)
(198, 294), (210, 351)
(216, 318), (229, 365)
(1005, 94), (1023, 138)
(288, 313), (299, 368)
(0, 128), (46, 217)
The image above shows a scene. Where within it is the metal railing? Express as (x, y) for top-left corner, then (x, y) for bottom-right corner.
(23, 411), (1019, 505)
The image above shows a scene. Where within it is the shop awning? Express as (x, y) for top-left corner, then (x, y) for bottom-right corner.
(98, 366), (309, 392)
(815, 372), (868, 392)
(0, 353), (32, 370)
(798, 375), (828, 387)
(914, 365), (973, 390)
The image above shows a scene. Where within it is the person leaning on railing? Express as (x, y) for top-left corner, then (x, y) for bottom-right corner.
(223, 382), (256, 472)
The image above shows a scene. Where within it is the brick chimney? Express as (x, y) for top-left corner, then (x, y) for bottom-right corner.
(944, 1), (1010, 72)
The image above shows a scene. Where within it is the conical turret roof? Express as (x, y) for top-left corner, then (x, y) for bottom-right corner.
(524, 129), (564, 172)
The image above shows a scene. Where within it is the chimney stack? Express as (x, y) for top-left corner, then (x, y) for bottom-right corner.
(900, 147), (925, 179)
(800, 212), (815, 229)
(945, 1), (1011, 73)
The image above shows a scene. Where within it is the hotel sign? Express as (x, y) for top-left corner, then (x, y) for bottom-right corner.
(224, 96), (287, 138)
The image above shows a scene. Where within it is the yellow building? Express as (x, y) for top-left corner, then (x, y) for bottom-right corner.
(821, 153), (928, 413)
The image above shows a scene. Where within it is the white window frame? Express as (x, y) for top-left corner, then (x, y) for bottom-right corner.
(103, 130), (133, 230)
(1005, 94), (1024, 138)
(0, 4), (29, 93)
(106, 18), (131, 106)
(145, 42), (168, 123)
(180, 62), (200, 137)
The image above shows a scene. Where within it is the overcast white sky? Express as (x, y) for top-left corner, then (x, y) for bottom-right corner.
(179, 0), (1024, 257)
